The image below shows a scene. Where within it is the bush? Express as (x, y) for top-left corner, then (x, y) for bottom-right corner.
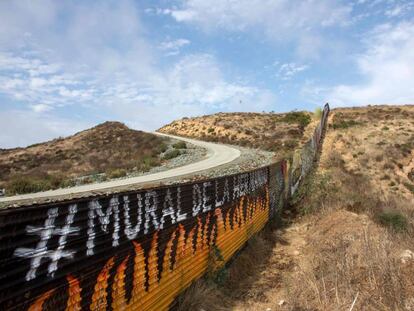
(60, 179), (76, 188)
(163, 149), (181, 160)
(332, 119), (361, 129)
(279, 111), (311, 128)
(106, 168), (127, 179)
(137, 156), (161, 172)
(157, 143), (168, 153)
(6, 177), (51, 195)
(207, 127), (215, 133)
(314, 107), (323, 119)
(376, 210), (407, 232)
(173, 141), (187, 149)
(5, 173), (76, 195)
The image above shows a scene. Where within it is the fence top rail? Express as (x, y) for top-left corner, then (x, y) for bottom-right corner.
(0, 104), (330, 212)
(0, 161), (286, 212)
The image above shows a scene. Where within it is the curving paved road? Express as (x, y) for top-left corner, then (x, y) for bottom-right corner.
(0, 133), (241, 203)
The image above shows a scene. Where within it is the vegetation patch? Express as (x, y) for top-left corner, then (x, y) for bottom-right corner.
(0, 122), (171, 195)
(106, 168), (127, 179)
(278, 111), (311, 128)
(158, 110), (316, 155)
(332, 118), (361, 129)
(376, 210), (408, 232)
(403, 182), (414, 194)
(5, 174), (75, 195)
(172, 141), (187, 149)
(163, 149), (182, 160)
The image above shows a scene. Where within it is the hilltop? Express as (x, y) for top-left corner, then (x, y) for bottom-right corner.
(158, 110), (316, 157)
(0, 122), (172, 195)
(175, 105), (414, 311)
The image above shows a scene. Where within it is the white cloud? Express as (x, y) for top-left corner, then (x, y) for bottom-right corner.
(0, 52), (96, 109)
(278, 62), (309, 80)
(327, 22), (414, 106)
(31, 104), (52, 113)
(101, 54), (276, 130)
(0, 1), (280, 147)
(385, 2), (414, 18)
(163, 0), (352, 58)
(160, 38), (191, 56)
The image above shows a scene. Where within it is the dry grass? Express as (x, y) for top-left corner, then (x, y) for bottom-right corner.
(283, 106), (414, 310)
(159, 111), (316, 157)
(0, 122), (169, 194)
(174, 225), (281, 311)
(174, 105), (414, 311)
(285, 212), (414, 311)
(328, 105), (414, 199)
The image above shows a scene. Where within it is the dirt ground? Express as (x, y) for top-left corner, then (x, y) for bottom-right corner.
(0, 122), (170, 194)
(176, 105), (414, 311)
(159, 111), (315, 157)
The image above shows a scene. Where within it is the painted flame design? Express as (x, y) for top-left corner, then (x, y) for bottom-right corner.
(28, 187), (269, 311)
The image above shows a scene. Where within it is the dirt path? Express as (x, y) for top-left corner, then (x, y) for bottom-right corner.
(231, 219), (311, 311)
(0, 133), (241, 204)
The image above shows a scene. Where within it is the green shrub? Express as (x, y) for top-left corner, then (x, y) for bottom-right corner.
(143, 156), (160, 167)
(137, 156), (161, 172)
(5, 173), (76, 195)
(6, 177), (51, 195)
(157, 143), (168, 153)
(173, 141), (187, 149)
(332, 119), (361, 129)
(163, 149), (181, 160)
(60, 179), (76, 188)
(279, 111), (311, 128)
(314, 107), (323, 119)
(106, 168), (127, 179)
(376, 210), (407, 232)
(207, 127), (215, 133)
(206, 246), (227, 286)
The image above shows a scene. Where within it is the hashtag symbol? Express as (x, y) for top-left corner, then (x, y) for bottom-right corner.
(14, 204), (80, 281)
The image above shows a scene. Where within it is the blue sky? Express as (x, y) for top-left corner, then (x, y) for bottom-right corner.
(0, 0), (413, 148)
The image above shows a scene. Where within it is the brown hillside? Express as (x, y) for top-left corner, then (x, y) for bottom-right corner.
(0, 122), (169, 194)
(175, 105), (414, 311)
(329, 105), (414, 198)
(158, 111), (315, 156)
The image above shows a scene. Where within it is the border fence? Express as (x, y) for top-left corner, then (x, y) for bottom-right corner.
(0, 104), (329, 311)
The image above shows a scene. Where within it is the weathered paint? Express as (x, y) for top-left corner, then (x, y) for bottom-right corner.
(0, 104), (329, 311)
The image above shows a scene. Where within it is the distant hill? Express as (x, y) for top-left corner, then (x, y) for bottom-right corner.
(0, 122), (169, 194)
(158, 111), (315, 155)
(328, 104), (414, 198)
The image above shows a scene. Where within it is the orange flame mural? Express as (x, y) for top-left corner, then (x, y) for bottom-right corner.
(27, 187), (269, 311)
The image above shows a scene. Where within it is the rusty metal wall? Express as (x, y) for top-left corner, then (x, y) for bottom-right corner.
(0, 104), (329, 311)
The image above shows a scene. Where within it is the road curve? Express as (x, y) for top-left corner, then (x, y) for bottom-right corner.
(0, 133), (241, 203)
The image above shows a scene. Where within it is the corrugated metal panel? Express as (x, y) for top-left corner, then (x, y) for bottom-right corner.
(0, 104), (329, 311)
